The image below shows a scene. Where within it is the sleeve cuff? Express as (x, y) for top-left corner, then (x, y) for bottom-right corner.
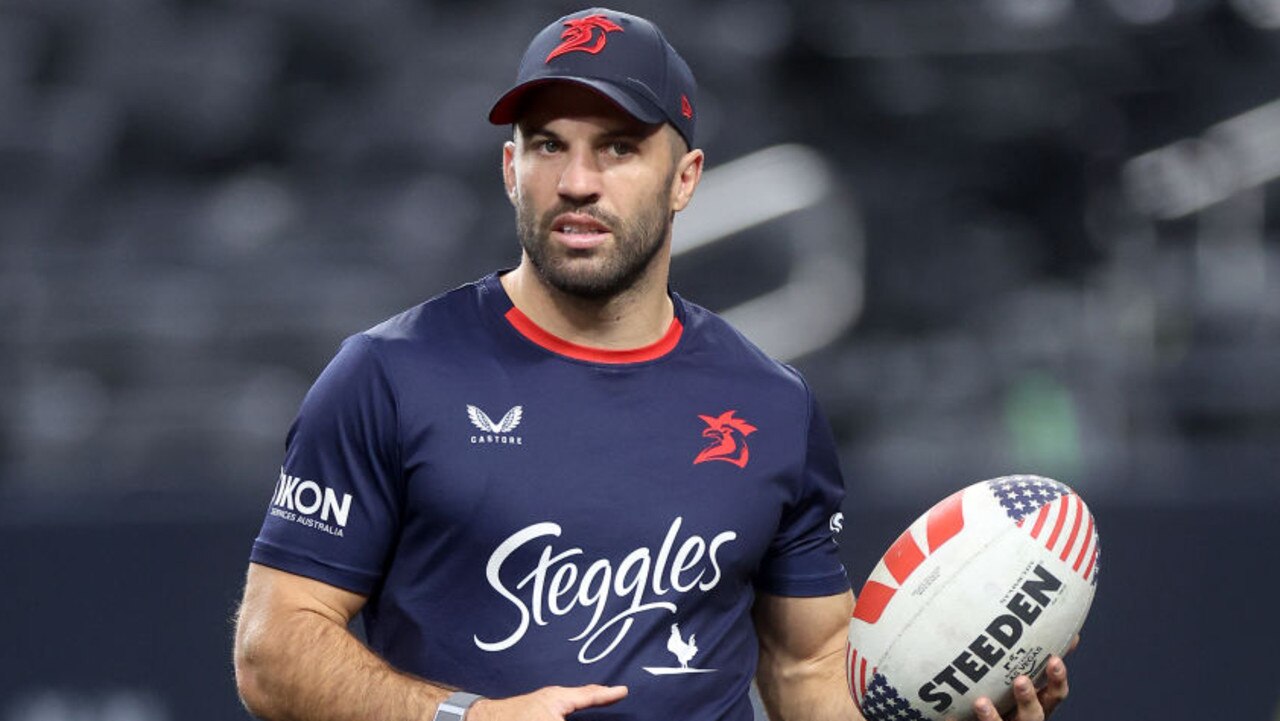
(754, 567), (852, 598)
(250, 540), (382, 595)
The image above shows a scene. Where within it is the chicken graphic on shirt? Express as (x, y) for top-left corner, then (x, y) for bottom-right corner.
(643, 623), (715, 675)
(667, 624), (698, 669)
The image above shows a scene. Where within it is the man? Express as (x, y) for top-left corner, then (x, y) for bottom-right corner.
(233, 8), (1072, 721)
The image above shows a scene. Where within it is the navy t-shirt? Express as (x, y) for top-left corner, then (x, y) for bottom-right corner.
(251, 272), (850, 720)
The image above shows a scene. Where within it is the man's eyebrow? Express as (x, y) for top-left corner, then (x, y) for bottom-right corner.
(521, 125), (558, 139)
(598, 128), (651, 141)
(520, 125), (654, 142)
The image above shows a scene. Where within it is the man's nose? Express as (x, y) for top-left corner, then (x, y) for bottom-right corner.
(557, 148), (603, 204)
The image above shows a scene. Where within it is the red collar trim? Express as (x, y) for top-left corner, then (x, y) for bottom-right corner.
(503, 306), (683, 364)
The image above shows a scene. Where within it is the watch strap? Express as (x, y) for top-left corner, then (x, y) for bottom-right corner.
(433, 691), (485, 721)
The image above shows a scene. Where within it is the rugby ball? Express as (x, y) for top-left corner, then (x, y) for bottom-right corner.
(846, 476), (1099, 721)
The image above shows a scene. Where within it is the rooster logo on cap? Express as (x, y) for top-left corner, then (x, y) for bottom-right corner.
(545, 14), (624, 62)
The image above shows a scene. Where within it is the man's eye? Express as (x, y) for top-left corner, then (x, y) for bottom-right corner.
(538, 139), (562, 153)
(608, 142), (635, 157)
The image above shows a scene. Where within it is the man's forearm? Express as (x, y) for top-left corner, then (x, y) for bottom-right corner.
(235, 606), (450, 721)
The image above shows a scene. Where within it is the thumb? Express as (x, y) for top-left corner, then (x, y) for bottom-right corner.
(550, 684), (629, 715)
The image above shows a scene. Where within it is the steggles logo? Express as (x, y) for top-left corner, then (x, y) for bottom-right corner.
(475, 517), (737, 666)
(468, 404), (524, 446)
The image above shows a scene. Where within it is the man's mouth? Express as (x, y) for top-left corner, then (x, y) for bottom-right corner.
(550, 213), (612, 248)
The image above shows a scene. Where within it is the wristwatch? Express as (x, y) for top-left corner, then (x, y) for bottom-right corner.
(433, 691), (485, 721)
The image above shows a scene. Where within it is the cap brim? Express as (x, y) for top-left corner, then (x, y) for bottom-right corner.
(488, 77), (666, 127)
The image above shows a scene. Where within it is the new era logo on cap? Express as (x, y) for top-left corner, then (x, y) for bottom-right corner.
(489, 8), (697, 149)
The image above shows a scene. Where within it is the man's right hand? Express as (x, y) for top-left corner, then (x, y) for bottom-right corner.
(468, 685), (629, 721)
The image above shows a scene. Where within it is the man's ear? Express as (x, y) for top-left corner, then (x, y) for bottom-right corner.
(502, 139), (518, 206)
(670, 147), (704, 213)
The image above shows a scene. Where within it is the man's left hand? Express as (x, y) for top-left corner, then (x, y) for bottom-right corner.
(973, 654), (1070, 721)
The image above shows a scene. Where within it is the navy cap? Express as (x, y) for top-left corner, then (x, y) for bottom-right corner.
(489, 8), (697, 149)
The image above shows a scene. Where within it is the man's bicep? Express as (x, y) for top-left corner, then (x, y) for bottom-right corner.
(754, 591), (866, 721)
(753, 590), (854, 662)
(240, 562), (368, 628)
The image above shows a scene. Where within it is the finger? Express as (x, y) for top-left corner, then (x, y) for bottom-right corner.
(1037, 656), (1070, 716)
(972, 697), (1001, 721)
(1010, 675), (1043, 721)
(550, 684), (629, 714)
(1065, 633), (1080, 656)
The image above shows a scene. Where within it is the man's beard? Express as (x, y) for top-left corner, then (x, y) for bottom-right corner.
(516, 186), (673, 301)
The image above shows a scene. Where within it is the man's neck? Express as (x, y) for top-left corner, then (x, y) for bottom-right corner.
(499, 262), (675, 351)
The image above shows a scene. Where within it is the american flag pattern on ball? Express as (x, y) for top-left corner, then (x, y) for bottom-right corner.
(859, 673), (928, 721)
(847, 475), (1100, 721)
(989, 475), (1100, 585)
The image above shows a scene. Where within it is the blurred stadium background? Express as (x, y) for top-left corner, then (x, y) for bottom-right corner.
(1, 0), (1278, 718)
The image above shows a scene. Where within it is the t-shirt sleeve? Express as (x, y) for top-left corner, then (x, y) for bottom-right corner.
(755, 390), (851, 597)
(250, 333), (401, 595)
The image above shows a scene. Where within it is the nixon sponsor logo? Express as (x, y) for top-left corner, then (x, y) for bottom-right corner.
(268, 469), (352, 537)
(475, 517), (737, 665)
(917, 564), (1063, 713)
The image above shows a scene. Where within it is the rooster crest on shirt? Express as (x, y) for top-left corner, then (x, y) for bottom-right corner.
(693, 410), (757, 468)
